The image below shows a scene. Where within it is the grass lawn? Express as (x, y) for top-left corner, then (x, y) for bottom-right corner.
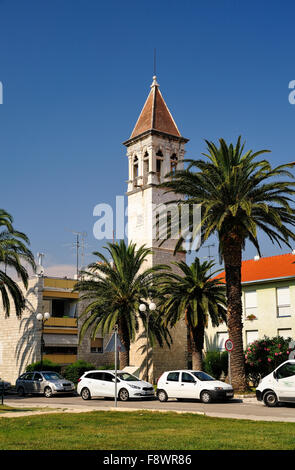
(0, 404), (62, 414)
(0, 410), (295, 450)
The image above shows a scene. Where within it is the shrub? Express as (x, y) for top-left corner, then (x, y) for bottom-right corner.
(203, 351), (228, 379)
(26, 359), (62, 373)
(62, 360), (96, 384)
(245, 336), (294, 385)
(62, 360), (115, 384)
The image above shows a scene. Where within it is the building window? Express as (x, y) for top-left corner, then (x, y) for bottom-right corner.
(156, 159), (162, 181)
(246, 330), (259, 345)
(170, 153), (178, 173)
(277, 287), (291, 317)
(133, 156), (138, 179)
(244, 290), (257, 320)
(90, 338), (103, 353)
(217, 332), (228, 351)
(44, 298), (77, 318)
(277, 328), (292, 339)
(143, 154), (149, 184)
(44, 346), (77, 355)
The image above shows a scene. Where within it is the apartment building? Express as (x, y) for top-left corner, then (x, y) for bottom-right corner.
(206, 253), (295, 351)
(0, 275), (113, 383)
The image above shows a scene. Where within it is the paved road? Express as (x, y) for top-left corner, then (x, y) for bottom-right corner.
(3, 394), (295, 422)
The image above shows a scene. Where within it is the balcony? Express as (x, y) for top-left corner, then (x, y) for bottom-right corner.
(43, 354), (77, 365)
(44, 317), (77, 328)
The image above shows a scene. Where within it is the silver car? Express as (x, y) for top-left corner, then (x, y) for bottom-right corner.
(0, 378), (11, 393)
(15, 371), (75, 398)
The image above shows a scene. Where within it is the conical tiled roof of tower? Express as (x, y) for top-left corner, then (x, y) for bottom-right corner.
(130, 76), (182, 139)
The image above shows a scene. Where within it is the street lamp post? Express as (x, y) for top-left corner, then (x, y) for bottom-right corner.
(36, 312), (50, 369)
(139, 302), (156, 382)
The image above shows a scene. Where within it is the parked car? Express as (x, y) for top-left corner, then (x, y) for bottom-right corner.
(77, 370), (155, 401)
(156, 370), (234, 403)
(15, 371), (75, 398)
(0, 378), (11, 393)
(256, 359), (295, 407)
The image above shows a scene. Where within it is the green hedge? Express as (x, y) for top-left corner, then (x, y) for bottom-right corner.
(26, 359), (62, 373)
(203, 351), (228, 379)
(62, 360), (115, 384)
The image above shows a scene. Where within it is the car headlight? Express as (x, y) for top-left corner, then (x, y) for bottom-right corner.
(129, 385), (141, 390)
(214, 387), (224, 391)
(54, 384), (63, 390)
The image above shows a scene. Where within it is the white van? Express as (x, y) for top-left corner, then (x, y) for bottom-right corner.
(256, 360), (295, 407)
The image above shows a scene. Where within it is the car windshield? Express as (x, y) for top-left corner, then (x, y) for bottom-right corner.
(42, 372), (63, 381)
(117, 373), (140, 382)
(192, 371), (215, 382)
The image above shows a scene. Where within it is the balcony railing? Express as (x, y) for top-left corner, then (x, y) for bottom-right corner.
(43, 354), (77, 364)
(44, 317), (78, 328)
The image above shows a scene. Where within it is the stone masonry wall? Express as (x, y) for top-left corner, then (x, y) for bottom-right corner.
(0, 277), (43, 384)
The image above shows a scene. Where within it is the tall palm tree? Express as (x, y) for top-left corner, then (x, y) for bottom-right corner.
(161, 137), (295, 390)
(74, 240), (170, 369)
(0, 209), (35, 317)
(157, 258), (227, 370)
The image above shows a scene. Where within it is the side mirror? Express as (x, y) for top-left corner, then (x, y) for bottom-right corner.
(273, 371), (278, 380)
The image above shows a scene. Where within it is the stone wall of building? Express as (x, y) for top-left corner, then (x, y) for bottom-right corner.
(0, 277), (43, 384)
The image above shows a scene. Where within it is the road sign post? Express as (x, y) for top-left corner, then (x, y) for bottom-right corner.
(114, 325), (118, 408)
(225, 339), (234, 385)
(105, 327), (126, 407)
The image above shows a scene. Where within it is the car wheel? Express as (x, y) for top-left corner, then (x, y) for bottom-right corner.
(118, 388), (129, 401)
(81, 387), (91, 400)
(263, 391), (278, 407)
(17, 386), (25, 397)
(200, 391), (212, 404)
(157, 390), (168, 402)
(44, 386), (53, 398)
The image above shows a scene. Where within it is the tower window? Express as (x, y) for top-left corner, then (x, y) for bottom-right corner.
(170, 154), (178, 173)
(156, 159), (162, 181)
(133, 156), (138, 179)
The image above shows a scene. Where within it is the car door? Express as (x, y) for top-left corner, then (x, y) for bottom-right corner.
(23, 372), (34, 394)
(32, 372), (43, 394)
(85, 372), (105, 397)
(275, 362), (295, 402)
(163, 372), (181, 397)
(101, 373), (116, 397)
(180, 372), (198, 399)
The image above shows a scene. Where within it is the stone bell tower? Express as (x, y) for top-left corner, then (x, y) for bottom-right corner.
(123, 76), (189, 382)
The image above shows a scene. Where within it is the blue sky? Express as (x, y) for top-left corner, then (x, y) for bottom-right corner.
(0, 0), (295, 275)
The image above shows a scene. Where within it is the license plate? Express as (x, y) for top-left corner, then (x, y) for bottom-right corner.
(226, 392), (233, 396)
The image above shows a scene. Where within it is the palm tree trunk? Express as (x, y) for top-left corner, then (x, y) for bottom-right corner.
(223, 235), (247, 392)
(189, 323), (204, 370)
(118, 318), (130, 369)
(119, 349), (129, 369)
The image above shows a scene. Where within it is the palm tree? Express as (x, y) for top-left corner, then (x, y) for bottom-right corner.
(157, 258), (227, 370)
(74, 240), (170, 369)
(161, 137), (295, 390)
(0, 209), (35, 317)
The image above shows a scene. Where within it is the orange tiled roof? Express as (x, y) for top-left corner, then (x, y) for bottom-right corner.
(215, 253), (295, 284)
(130, 76), (181, 139)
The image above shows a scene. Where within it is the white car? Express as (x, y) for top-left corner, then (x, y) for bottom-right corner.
(156, 370), (234, 403)
(256, 360), (295, 407)
(77, 370), (155, 401)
